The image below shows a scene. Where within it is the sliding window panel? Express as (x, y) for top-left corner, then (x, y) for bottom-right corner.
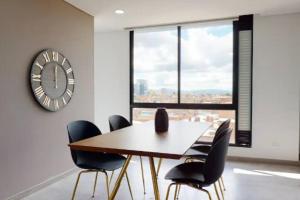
(133, 28), (178, 103)
(181, 22), (234, 104)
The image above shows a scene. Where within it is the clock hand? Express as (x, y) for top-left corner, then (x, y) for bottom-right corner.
(55, 65), (58, 89)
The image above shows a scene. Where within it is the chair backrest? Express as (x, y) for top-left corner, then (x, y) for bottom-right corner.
(67, 120), (102, 165)
(212, 119), (231, 144)
(109, 115), (131, 132)
(203, 128), (232, 184)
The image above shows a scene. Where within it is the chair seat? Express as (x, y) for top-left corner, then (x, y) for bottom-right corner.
(77, 153), (127, 171)
(184, 148), (208, 160)
(165, 162), (208, 186)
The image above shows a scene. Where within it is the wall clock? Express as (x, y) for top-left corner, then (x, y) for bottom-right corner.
(30, 49), (75, 111)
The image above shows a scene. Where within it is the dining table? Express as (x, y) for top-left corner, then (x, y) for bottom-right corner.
(69, 120), (211, 200)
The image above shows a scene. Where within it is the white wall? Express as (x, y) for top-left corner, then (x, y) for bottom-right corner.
(229, 13), (300, 161)
(94, 31), (130, 133)
(94, 13), (300, 161)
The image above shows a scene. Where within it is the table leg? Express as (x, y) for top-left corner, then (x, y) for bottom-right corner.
(109, 155), (132, 200)
(156, 158), (163, 176)
(149, 156), (160, 200)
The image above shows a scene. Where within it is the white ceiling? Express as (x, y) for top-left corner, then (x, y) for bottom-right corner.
(65, 0), (300, 32)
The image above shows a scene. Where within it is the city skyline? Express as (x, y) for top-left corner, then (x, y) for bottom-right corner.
(134, 78), (232, 94)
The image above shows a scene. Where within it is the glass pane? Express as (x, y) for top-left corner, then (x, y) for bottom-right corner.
(132, 108), (236, 144)
(181, 23), (233, 104)
(134, 28), (178, 103)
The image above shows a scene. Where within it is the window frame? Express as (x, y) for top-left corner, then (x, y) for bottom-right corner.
(130, 21), (242, 146)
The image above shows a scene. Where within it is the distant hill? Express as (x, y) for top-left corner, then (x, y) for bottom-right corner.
(181, 89), (232, 95)
(146, 88), (232, 95)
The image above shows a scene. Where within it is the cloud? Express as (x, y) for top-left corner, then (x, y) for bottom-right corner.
(134, 29), (177, 73)
(134, 24), (233, 91)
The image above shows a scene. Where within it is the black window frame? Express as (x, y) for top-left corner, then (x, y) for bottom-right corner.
(129, 18), (252, 147)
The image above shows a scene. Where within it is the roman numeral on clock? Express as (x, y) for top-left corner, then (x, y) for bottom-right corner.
(34, 86), (44, 99)
(62, 58), (66, 66)
(43, 96), (51, 107)
(52, 51), (59, 62)
(68, 78), (75, 85)
(43, 52), (50, 63)
(66, 89), (72, 97)
(35, 62), (43, 70)
(62, 97), (67, 105)
(54, 99), (59, 110)
(66, 68), (72, 74)
(32, 74), (41, 82)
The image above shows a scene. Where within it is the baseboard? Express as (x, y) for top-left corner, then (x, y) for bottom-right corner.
(227, 156), (300, 166)
(6, 168), (78, 200)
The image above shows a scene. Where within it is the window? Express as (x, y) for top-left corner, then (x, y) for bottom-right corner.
(181, 23), (233, 104)
(133, 28), (178, 103)
(130, 15), (253, 146)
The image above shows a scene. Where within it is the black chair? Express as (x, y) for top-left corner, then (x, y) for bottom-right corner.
(184, 119), (230, 160)
(109, 115), (131, 132)
(158, 120), (230, 180)
(165, 128), (232, 200)
(190, 119), (231, 155)
(108, 115), (146, 194)
(182, 119), (231, 197)
(67, 120), (133, 200)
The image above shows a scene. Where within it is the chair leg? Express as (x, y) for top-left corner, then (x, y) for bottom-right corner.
(139, 156), (146, 194)
(169, 183), (213, 200)
(125, 172), (134, 200)
(220, 176), (226, 191)
(109, 170), (114, 187)
(165, 183), (176, 200)
(199, 188), (212, 200)
(218, 180), (224, 200)
(156, 158), (163, 176)
(213, 183), (221, 200)
(92, 171), (99, 198)
(103, 171), (110, 200)
(176, 185), (181, 199)
(174, 185), (178, 200)
(71, 171), (85, 200)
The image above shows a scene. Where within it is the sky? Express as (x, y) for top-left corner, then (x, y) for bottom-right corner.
(134, 23), (233, 92)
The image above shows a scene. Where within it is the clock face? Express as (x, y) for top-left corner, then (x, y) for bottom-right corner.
(30, 49), (75, 111)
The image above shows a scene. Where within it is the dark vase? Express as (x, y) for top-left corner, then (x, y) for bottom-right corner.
(155, 108), (169, 133)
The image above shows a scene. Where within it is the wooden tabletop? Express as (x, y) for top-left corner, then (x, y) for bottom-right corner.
(69, 121), (211, 159)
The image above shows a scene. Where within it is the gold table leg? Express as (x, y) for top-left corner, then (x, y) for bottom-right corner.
(109, 155), (132, 200)
(156, 158), (163, 176)
(139, 156), (146, 194)
(149, 157), (160, 200)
